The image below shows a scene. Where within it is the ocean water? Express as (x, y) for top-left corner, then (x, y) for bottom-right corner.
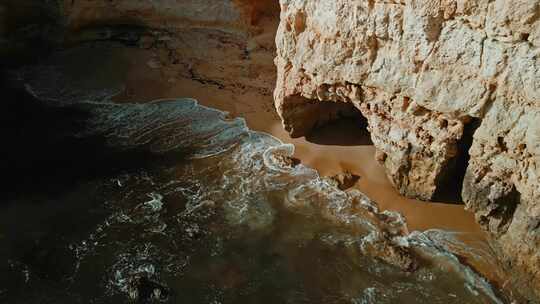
(1, 96), (510, 303)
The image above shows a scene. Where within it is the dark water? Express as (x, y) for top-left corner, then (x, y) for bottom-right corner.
(0, 93), (511, 303)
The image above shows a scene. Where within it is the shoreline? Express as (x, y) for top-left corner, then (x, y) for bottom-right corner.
(111, 50), (483, 233)
(13, 39), (504, 286)
(98, 43), (483, 234)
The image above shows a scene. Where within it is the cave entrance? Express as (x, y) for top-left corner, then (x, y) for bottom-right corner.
(286, 96), (480, 206)
(433, 118), (481, 203)
(304, 103), (372, 146)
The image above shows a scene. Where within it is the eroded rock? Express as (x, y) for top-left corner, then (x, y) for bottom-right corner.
(274, 0), (540, 299)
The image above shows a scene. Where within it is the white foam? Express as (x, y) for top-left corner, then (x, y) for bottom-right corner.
(38, 96), (508, 302)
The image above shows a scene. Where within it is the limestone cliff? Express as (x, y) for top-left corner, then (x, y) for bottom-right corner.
(274, 0), (540, 299)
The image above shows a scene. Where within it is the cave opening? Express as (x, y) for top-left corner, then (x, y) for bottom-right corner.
(288, 95), (482, 206)
(304, 103), (372, 146)
(433, 118), (482, 204)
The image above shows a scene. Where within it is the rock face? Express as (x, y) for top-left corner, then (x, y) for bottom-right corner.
(274, 0), (540, 299)
(1, 0), (277, 60)
(62, 0), (273, 31)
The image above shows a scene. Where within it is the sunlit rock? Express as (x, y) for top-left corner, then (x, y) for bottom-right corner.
(274, 0), (540, 298)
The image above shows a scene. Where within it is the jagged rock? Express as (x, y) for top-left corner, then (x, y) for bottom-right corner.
(274, 0), (540, 299)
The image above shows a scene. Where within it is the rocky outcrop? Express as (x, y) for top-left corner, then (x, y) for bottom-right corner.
(464, 99), (540, 299)
(274, 0), (540, 299)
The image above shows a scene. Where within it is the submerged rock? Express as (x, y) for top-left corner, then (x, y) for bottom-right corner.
(274, 0), (540, 299)
(325, 171), (361, 190)
(127, 276), (170, 303)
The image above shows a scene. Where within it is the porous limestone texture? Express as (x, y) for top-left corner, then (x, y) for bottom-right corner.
(274, 0), (540, 299)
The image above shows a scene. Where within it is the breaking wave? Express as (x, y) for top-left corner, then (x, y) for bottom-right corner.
(3, 58), (511, 303)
